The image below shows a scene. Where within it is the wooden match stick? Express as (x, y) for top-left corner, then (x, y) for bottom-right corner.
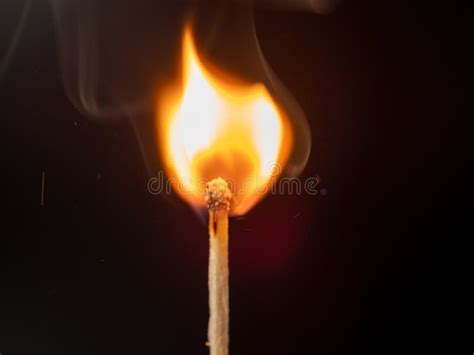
(205, 178), (232, 355)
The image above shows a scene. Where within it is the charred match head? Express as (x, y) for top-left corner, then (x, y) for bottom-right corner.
(205, 178), (232, 212)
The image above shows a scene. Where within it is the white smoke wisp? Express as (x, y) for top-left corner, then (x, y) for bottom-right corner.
(47, 0), (339, 124)
(2, 0), (338, 180)
(192, 0), (323, 179)
(48, 0), (151, 122)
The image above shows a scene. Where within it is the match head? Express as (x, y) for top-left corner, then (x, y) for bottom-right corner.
(205, 178), (232, 212)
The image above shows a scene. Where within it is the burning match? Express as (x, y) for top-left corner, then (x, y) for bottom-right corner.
(205, 178), (232, 355)
(4, 0), (454, 354)
(157, 22), (295, 355)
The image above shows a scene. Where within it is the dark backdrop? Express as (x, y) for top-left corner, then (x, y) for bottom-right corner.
(1, 0), (469, 354)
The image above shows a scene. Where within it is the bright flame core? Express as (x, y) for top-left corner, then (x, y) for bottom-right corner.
(157, 26), (292, 216)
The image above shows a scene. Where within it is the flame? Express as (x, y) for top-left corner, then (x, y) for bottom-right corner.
(157, 25), (292, 216)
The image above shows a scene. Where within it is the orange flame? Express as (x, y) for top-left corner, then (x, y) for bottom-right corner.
(157, 25), (292, 216)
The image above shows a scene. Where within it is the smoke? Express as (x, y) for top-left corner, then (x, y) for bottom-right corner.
(46, 0), (339, 123)
(2, 0), (339, 189)
(48, 0), (187, 122)
(190, 0), (323, 178)
(48, 0), (189, 174)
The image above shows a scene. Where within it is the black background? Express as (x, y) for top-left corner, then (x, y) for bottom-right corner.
(1, 0), (469, 354)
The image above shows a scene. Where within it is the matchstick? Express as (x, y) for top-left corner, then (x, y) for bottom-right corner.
(205, 178), (232, 355)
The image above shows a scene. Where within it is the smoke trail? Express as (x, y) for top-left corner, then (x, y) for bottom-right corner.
(46, 0), (338, 181)
(192, 0), (315, 178)
(49, 0), (149, 121)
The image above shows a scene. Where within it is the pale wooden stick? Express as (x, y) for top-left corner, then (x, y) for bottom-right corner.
(205, 178), (231, 355)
